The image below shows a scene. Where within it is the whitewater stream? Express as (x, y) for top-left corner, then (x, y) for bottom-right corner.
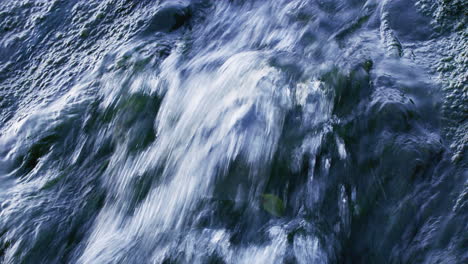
(0, 0), (466, 263)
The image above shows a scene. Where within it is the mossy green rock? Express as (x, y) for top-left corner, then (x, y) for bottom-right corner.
(261, 194), (285, 217)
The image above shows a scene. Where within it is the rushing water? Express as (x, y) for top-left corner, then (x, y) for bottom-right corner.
(0, 0), (466, 263)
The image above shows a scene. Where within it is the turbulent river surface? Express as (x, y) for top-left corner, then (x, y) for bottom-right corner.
(0, 0), (467, 263)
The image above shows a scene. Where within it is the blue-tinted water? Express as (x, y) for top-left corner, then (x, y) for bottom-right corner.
(0, 0), (466, 263)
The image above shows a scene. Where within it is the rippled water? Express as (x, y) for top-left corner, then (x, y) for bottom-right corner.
(0, 0), (466, 263)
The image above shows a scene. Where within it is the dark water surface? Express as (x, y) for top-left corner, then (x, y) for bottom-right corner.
(0, 0), (466, 263)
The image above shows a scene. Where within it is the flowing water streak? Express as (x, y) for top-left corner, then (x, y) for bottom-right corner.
(81, 51), (293, 262)
(79, 1), (338, 262)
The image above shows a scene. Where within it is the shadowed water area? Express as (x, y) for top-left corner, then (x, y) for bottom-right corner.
(0, 0), (466, 263)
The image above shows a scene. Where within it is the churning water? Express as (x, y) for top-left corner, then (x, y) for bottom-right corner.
(0, 0), (466, 263)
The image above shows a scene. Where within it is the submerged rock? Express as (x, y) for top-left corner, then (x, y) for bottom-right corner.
(142, 1), (192, 35)
(262, 194), (285, 217)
